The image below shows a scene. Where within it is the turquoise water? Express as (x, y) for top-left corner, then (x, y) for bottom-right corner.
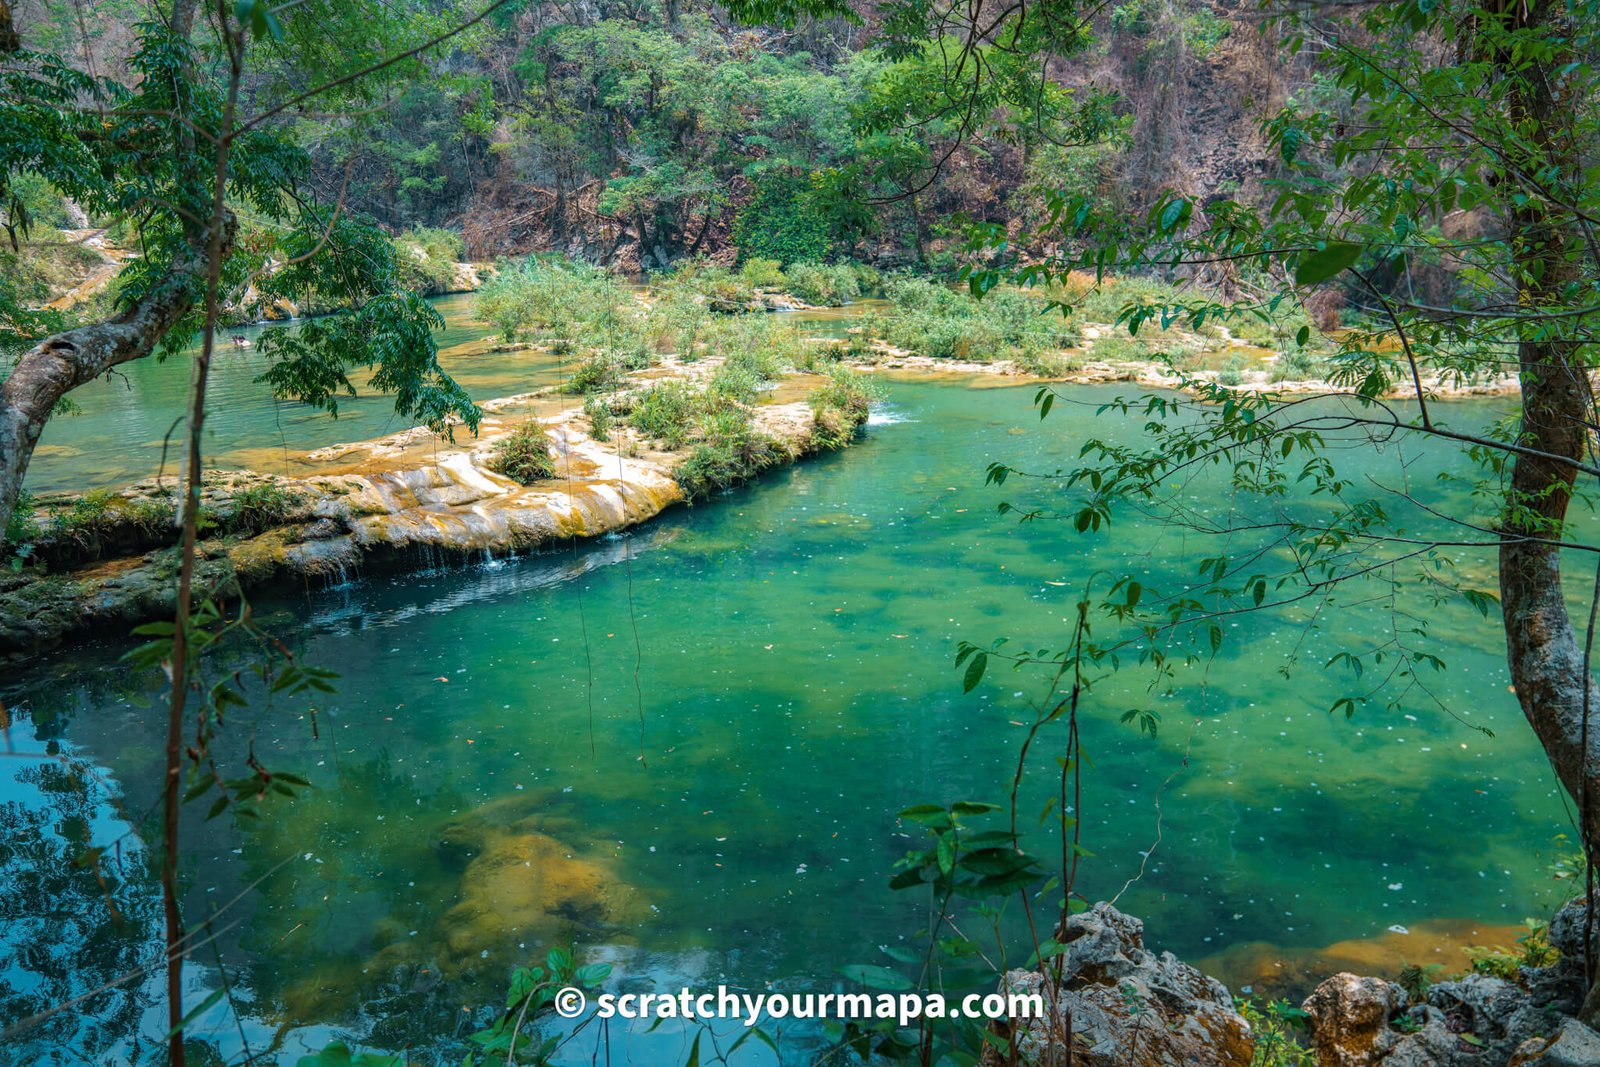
(0, 325), (1576, 1062)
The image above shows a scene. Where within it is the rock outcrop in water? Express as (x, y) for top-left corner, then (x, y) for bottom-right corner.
(986, 902), (1254, 1066)
(1300, 896), (1600, 1067)
(981, 900), (1600, 1067)
(0, 370), (867, 658)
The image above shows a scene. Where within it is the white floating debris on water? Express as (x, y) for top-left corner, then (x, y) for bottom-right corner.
(1388, 883), (1404, 891)
(1388, 925), (1410, 934)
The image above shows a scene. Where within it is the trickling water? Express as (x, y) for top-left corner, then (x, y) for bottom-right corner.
(0, 373), (1575, 1061)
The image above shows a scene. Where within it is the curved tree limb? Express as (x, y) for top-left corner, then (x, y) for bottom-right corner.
(0, 214), (234, 536)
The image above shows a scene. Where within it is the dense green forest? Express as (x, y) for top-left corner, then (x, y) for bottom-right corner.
(4, 0), (1600, 1065)
(4, 0), (1258, 274)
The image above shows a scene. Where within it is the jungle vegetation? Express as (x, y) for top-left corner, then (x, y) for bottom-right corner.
(5, 0), (1600, 1062)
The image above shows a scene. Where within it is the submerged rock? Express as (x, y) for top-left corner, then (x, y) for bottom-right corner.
(987, 902), (1253, 1067)
(437, 831), (644, 959)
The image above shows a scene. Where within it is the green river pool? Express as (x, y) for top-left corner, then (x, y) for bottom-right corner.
(0, 295), (1574, 1064)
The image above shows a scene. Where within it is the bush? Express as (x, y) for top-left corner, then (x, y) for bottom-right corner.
(1235, 998), (1316, 1067)
(488, 422), (558, 484)
(8, 173), (75, 230)
(739, 258), (787, 289)
(1217, 354), (1246, 386)
(810, 366), (880, 449)
(478, 256), (618, 344)
(584, 395), (615, 442)
(1270, 345), (1327, 382)
(1229, 301), (1321, 350)
(643, 285), (716, 355)
(565, 356), (626, 395)
(653, 260), (755, 314)
(811, 365), (879, 419)
(709, 362), (765, 405)
(1070, 275), (1191, 329)
(628, 380), (701, 449)
(784, 261), (860, 306)
(394, 226), (466, 295)
(226, 482), (301, 534)
(848, 262), (883, 296)
(677, 408), (785, 500)
(731, 172), (831, 266)
(47, 489), (174, 545)
(793, 340), (848, 371)
(875, 278), (1080, 362)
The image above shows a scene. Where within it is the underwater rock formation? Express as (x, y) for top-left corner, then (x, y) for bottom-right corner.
(986, 903), (1253, 1066)
(436, 831), (644, 958)
(1198, 918), (1533, 999)
(277, 796), (643, 1026)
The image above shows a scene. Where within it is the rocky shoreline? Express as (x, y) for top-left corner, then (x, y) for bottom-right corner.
(991, 900), (1600, 1067)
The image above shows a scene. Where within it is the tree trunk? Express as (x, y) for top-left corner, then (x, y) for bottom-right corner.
(1491, 0), (1600, 1020)
(0, 221), (232, 537)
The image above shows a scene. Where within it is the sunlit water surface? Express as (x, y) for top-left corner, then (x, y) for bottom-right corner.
(1, 297), (1574, 1065)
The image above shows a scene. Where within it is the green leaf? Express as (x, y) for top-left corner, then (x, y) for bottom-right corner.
(899, 803), (948, 823)
(950, 801), (1001, 816)
(888, 867), (924, 890)
(1295, 242), (1361, 286)
(962, 652), (988, 693)
(575, 963), (612, 987)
